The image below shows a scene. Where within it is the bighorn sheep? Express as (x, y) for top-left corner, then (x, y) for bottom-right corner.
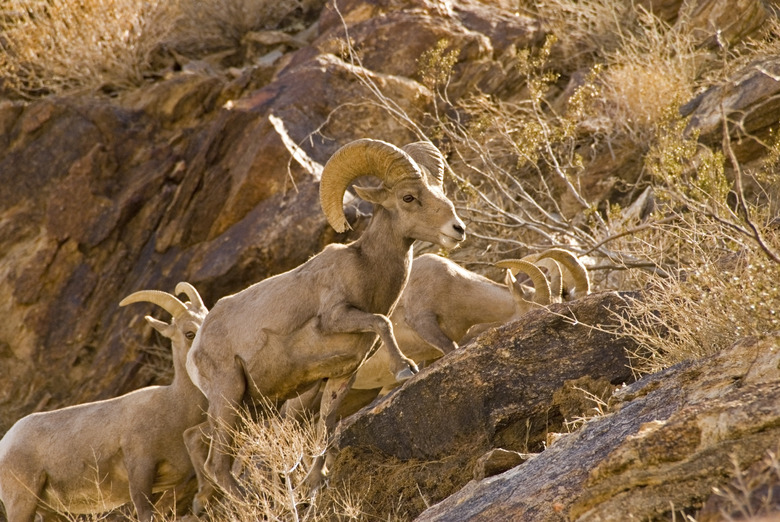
(0, 284), (208, 522)
(185, 138), (465, 506)
(506, 247), (591, 302)
(350, 248), (590, 392)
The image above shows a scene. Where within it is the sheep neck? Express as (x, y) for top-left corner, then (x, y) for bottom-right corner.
(352, 206), (413, 307)
(171, 352), (200, 395)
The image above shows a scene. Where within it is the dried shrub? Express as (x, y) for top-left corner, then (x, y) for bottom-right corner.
(0, 0), (323, 98)
(0, 0), (179, 97)
(167, 0), (318, 59)
(614, 116), (780, 376)
(199, 403), (364, 522)
(706, 450), (780, 521)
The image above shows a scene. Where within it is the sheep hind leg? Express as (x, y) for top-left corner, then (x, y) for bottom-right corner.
(280, 381), (323, 423)
(126, 457), (156, 522)
(302, 373), (356, 495)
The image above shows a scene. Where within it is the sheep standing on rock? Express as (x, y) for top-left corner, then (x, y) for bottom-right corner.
(184, 138), (465, 509)
(0, 283), (208, 522)
(282, 248), (591, 421)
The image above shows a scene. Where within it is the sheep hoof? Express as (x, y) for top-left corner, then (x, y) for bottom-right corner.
(192, 497), (205, 516)
(192, 483), (217, 516)
(395, 367), (415, 381)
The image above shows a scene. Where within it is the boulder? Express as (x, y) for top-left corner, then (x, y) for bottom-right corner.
(684, 56), (780, 164)
(472, 449), (529, 481)
(637, 0), (769, 45)
(415, 333), (780, 521)
(328, 291), (637, 519)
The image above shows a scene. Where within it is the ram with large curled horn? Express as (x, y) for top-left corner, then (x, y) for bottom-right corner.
(0, 283), (208, 522)
(184, 138), (465, 509)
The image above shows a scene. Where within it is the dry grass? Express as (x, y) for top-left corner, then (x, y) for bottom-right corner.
(619, 218), (780, 376)
(709, 450), (780, 521)
(167, 0), (315, 61)
(198, 402), (365, 522)
(0, 0), (318, 98)
(0, 0), (180, 97)
(612, 106), (780, 375)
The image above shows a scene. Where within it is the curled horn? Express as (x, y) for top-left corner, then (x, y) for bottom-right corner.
(495, 259), (552, 305)
(120, 290), (187, 319)
(402, 141), (445, 185)
(530, 258), (563, 303)
(534, 249), (590, 298)
(319, 139), (422, 233)
(175, 282), (206, 311)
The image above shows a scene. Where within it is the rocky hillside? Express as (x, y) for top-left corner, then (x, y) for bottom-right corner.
(1, 0), (779, 520)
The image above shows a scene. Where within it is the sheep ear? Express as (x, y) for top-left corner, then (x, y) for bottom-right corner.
(504, 270), (533, 305)
(145, 316), (175, 338)
(353, 185), (389, 205)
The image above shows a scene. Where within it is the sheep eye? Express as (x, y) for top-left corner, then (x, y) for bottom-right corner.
(185, 331), (196, 340)
(402, 194), (415, 203)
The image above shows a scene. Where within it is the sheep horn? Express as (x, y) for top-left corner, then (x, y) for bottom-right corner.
(535, 248), (590, 297)
(319, 139), (423, 233)
(530, 258), (563, 303)
(402, 141), (445, 185)
(175, 282), (206, 311)
(120, 290), (188, 319)
(495, 259), (552, 305)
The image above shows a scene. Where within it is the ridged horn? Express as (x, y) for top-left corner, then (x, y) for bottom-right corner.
(319, 139), (423, 233)
(120, 290), (187, 319)
(533, 258), (563, 303)
(536, 249), (590, 297)
(495, 259), (552, 305)
(402, 141), (445, 185)
(175, 282), (205, 310)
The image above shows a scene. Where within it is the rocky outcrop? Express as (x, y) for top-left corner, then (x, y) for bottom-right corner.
(684, 56), (780, 163)
(638, 0), (770, 46)
(0, 5), (435, 431)
(328, 292), (637, 519)
(415, 333), (780, 521)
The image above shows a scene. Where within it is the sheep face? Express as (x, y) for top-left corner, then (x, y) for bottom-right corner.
(354, 177), (465, 249)
(146, 310), (204, 367)
(146, 315), (200, 345)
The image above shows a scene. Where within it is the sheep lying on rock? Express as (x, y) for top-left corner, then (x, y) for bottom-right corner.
(0, 283), (208, 522)
(349, 255), (551, 392)
(184, 139), (465, 508)
(350, 248), (589, 393)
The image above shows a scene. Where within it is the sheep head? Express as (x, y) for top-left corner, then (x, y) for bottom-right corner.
(521, 248), (591, 300)
(319, 138), (465, 248)
(495, 259), (552, 310)
(119, 282), (208, 356)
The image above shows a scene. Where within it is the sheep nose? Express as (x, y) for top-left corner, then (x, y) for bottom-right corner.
(453, 223), (465, 236)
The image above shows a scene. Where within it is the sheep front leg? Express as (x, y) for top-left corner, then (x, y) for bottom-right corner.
(184, 422), (217, 516)
(405, 311), (457, 355)
(186, 354), (247, 510)
(0, 470), (46, 522)
(303, 373), (355, 493)
(321, 304), (418, 380)
(203, 397), (242, 499)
